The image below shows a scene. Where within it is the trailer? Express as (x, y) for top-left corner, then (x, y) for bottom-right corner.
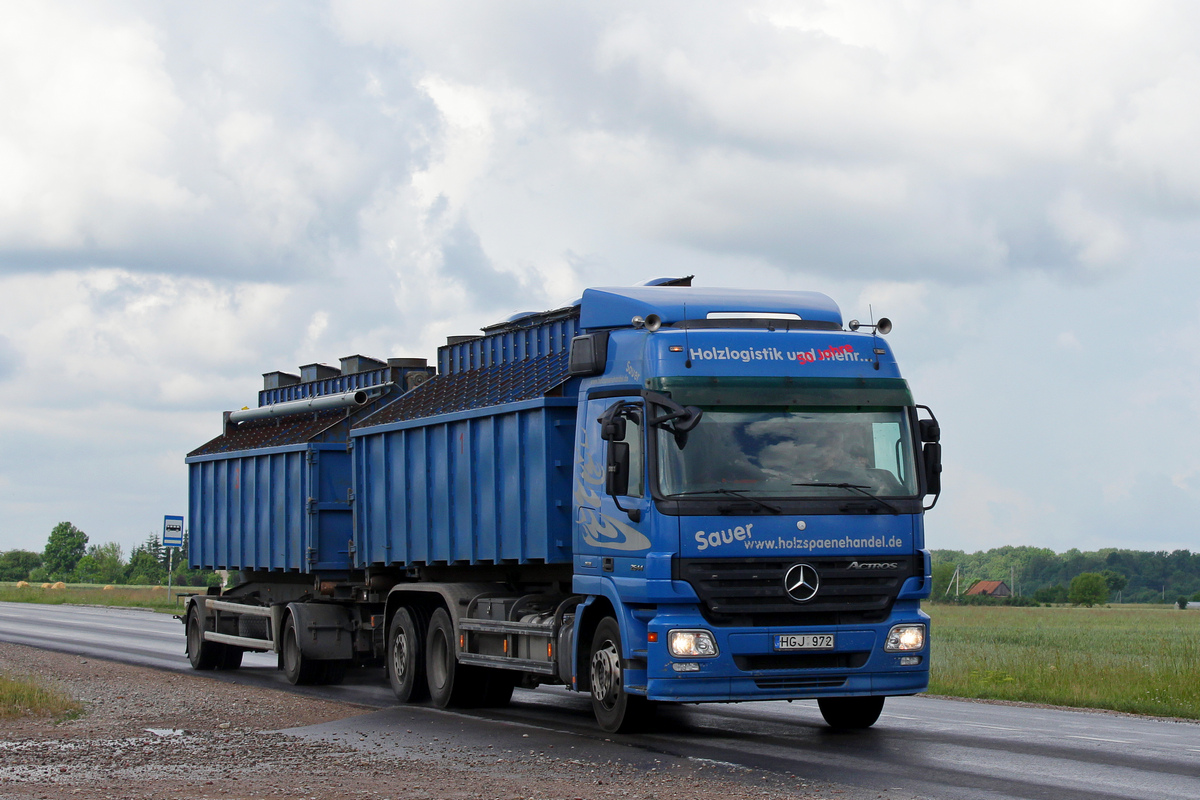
(182, 278), (940, 732)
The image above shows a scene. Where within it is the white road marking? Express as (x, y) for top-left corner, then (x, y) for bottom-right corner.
(959, 722), (1021, 731)
(1066, 735), (1133, 744)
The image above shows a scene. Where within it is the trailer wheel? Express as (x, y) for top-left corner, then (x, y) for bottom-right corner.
(186, 608), (222, 670)
(817, 696), (885, 730)
(218, 646), (243, 670)
(281, 613), (322, 685)
(388, 607), (429, 703)
(425, 608), (486, 707)
(320, 661), (347, 685)
(589, 617), (653, 733)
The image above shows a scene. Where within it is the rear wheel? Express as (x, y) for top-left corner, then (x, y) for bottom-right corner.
(281, 614), (322, 685)
(186, 609), (221, 670)
(388, 607), (430, 703)
(818, 696), (885, 730)
(589, 617), (654, 733)
(425, 608), (486, 707)
(217, 646), (243, 670)
(479, 669), (517, 707)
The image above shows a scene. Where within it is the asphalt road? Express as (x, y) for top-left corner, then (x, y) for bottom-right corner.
(2, 600), (1199, 800)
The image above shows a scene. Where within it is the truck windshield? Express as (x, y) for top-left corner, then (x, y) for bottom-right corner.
(656, 407), (918, 498)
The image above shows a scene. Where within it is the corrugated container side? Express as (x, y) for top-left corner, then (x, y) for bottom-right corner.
(354, 398), (576, 567)
(186, 444), (352, 572)
(439, 314), (577, 374)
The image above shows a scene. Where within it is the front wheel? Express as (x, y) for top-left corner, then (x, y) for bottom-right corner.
(589, 617), (654, 733)
(818, 696), (885, 730)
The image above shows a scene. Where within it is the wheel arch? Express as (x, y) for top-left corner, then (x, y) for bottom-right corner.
(283, 601), (354, 660)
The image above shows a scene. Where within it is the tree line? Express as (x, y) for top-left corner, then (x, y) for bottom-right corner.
(0, 521), (220, 587)
(931, 545), (1200, 605)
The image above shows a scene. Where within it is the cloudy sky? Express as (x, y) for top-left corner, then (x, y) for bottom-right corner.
(2, 0), (1198, 557)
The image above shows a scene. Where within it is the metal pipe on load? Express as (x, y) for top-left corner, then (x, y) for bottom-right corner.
(227, 388), (371, 423)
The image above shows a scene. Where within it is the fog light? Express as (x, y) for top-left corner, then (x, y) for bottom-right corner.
(899, 655), (922, 666)
(672, 662), (700, 672)
(668, 629), (718, 657)
(884, 624), (926, 652)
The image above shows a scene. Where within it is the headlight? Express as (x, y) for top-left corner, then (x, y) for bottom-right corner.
(667, 629), (718, 657)
(884, 624), (925, 652)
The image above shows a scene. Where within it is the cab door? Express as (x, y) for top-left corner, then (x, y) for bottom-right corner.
(575, 396), (653, 557)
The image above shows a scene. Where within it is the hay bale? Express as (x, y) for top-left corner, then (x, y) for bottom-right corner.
(152, 585), (163, 590)
(51, 581), (66, 590)
(41, 583), (52, 589)
(16, 581), (29, 588)
(103, 584), (116, 590)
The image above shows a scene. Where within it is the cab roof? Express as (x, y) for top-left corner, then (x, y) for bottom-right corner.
(578, 285), (843, 331)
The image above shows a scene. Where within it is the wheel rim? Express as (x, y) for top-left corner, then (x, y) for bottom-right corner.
(590, 639), (621, 711)
(392, 627), (409, 684)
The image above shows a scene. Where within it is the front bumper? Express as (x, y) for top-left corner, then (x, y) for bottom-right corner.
(634, 605), (929, 703)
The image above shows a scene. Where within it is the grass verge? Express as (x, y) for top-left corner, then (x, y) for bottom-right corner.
(0, 673), (83, 721)
(0, 583), (193, 613)
(927, 604), (1200, 719)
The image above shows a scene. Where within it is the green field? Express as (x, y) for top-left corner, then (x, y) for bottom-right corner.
(927, 604), (1200, 719)
(0, 582), (193, 613)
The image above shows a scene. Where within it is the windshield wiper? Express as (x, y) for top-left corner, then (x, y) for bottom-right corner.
(668, 489), (781, 514)
(791, 482), (900, 515)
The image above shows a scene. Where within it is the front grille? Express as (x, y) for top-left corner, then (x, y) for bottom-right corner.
(676, 556), (916, 626)
(733, 652), (870, 671)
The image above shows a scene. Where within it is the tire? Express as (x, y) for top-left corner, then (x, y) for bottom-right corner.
(480, 669), (517, 707)
(388, 607), (429, 703)
(281, 614), (322, 685)
(217, 646), (244, 670)
(320, 661), (347, 685)
(589, 617), (654, 733)
(818, 696), (885, 730)
(425, 608), (486, 707)
(186, 609), (222, 670)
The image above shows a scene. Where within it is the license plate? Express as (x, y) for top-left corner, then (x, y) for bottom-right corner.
(774, 634), (835, 651)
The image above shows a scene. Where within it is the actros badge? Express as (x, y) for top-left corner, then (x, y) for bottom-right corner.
(783, 563), (820, 603)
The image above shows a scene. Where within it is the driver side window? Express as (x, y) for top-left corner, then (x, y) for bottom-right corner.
(618, 410), (644, 498)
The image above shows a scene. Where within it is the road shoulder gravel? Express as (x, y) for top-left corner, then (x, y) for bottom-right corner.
(1, 641), (862, 800)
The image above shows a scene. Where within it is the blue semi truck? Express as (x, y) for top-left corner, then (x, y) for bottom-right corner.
(182, 278), (940, 732)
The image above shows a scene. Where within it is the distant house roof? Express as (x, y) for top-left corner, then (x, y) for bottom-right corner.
(966, 580), (1012, 597)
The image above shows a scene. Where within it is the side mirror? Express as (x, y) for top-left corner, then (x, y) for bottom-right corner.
(919, 418), (940, 443)
(923, 442), (942, 497)
(568, 332), (610, 376)
(606, 441), (630, 496)
(598, 403), (627, 441)
(674, 406), (703, 433)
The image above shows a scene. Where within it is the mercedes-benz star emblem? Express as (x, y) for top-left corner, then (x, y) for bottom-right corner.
(783, 563), (819, 603)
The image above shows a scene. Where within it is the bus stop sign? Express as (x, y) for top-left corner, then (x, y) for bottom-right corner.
(163, 515), (184, 548)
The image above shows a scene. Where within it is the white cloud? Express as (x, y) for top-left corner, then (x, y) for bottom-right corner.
(4, 0), (1200, 556)
(0, 2), (194, 252)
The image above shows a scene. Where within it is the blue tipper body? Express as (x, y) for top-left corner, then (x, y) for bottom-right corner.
(186, 282), (933, 708)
